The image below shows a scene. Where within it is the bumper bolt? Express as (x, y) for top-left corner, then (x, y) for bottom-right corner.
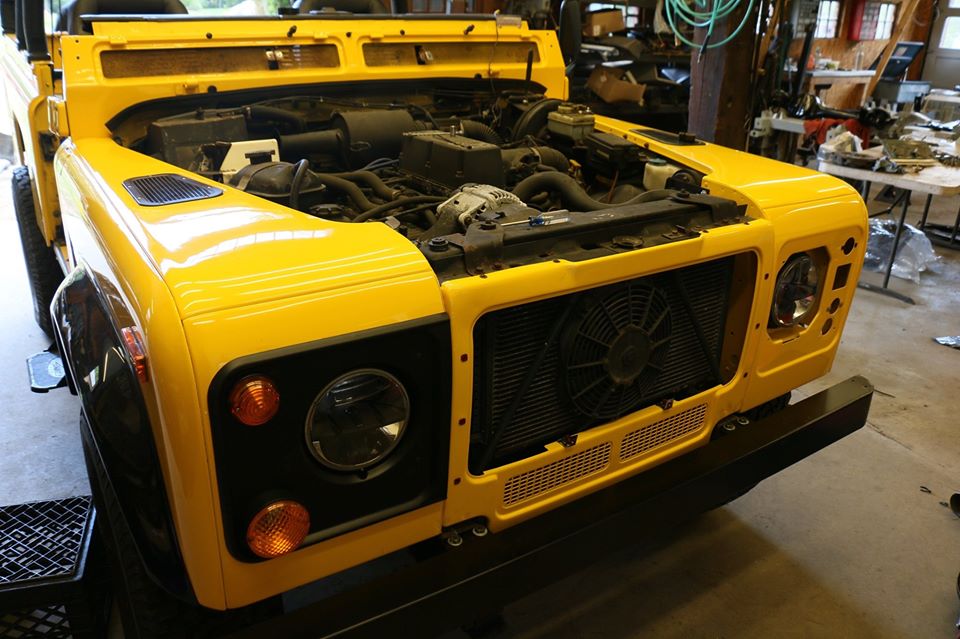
(445, 532), (463, 548)
(736, 416), (750, 426)
(721, 421), (737, 433)
(471, 524), (489, 537)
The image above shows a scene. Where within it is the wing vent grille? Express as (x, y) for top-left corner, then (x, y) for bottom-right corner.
(123, 174), (222, 206)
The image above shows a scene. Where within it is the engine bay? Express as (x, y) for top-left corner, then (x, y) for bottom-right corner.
(116, 80), (744, 279)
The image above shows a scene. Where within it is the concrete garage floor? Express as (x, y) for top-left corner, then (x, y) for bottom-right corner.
(1, 162), (958, 637)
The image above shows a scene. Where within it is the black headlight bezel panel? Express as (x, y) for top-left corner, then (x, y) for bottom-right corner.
(208, 314), (452, 562)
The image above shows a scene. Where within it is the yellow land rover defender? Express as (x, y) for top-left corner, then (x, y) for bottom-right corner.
(3, 0), (873, 636)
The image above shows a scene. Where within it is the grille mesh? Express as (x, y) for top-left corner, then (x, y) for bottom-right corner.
(123, 174), (222, 206)
(619, 404), (708, 462)
(502, 442), (611, 507)
(471, 257), (733, 471)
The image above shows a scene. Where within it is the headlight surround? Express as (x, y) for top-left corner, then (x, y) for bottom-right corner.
(770, 252), (820, 327)
(305, 369), (410, 471)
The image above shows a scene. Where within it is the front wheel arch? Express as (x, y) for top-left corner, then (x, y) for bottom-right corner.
(52, 263), (196, 603)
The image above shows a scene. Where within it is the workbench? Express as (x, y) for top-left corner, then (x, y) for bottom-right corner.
(817, 160), (960, 304)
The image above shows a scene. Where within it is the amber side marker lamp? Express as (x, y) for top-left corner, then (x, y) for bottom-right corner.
(229, 375), (280, 426)
(246, 500), (310, 559)
(121, 326), (149, 383)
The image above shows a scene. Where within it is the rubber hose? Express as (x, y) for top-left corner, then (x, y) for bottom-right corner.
(536, 147), (570, 171)
(417, 207), (460, 241)
(501, 146), (569, 172)
(248, 105), (307, 133)
(278, 130), (342, 159)
(289, 159), (309, 211)
(352, 196), (445, 223)
(460, 120), (504, 145)
(311, 173), (377, 211)
(512, 172), (674, 211)
(330, 171), (397, 201)
(511, 98), (562, 141)
(407, 104), (438, 129)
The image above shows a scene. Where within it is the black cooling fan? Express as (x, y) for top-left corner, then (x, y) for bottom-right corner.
(562, 283), (672, 420)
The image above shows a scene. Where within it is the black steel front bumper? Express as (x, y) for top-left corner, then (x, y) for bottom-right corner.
(227, 376), (873, 639)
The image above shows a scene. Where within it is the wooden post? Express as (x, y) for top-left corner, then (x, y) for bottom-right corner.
(688, 0), (761, 149)
(863, 0), (922, 101)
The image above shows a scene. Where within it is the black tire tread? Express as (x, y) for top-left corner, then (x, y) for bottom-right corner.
(11, 166), (62, 336)
(83, 414), (283, 637)
(82, 416), (202, 639)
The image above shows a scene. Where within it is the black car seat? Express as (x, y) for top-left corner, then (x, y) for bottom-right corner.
(57, 0), (187, 35)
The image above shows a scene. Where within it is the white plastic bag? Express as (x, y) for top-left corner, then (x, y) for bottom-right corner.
(863, 218), (939, 284)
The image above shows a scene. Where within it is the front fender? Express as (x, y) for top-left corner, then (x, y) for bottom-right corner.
(52, 263), (196, 603)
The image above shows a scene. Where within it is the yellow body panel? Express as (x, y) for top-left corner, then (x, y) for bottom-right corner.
(58, 18), (567, 139)
(1, 35), (61, 242)
(5, 16), (867, 609)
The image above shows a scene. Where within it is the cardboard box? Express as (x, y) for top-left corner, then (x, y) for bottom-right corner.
(583, 9), (625, 37)
(587, 67), (646, 104)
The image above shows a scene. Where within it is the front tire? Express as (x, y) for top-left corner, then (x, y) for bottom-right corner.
(11, 167), (62, 336)
(81, 414), (283, 637)
(81, 414), (202, 639)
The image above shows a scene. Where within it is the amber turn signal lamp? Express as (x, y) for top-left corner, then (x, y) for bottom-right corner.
(229, 375), (280, 426)
(246, 500), (310, 559)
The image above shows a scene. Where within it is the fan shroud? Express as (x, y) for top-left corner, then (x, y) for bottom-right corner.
(562, 283), (672, 420)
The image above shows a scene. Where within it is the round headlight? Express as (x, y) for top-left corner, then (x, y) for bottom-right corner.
(305, 369), (409, 471)
(771, 253), (820, 327)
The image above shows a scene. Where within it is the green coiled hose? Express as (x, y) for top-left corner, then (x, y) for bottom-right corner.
(664, 0), (756, 53)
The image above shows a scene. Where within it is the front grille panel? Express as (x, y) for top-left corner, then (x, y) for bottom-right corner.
(502, 442), (612, 507)
(471, 257), (735, 472)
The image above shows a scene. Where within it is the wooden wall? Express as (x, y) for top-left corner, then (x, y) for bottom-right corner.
(786, 0), (934, 109)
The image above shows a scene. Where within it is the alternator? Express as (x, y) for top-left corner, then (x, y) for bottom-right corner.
(437, 184), (522, 227)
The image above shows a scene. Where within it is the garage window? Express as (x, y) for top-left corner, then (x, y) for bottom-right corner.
(941, 16), (960, 49)
(813, 0), (840, 38)
(858, 2), (897, 40)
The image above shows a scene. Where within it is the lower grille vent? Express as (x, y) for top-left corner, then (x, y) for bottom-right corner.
(502, 442), (611, 507)
(123, 174), (223, 206)
(619, 404), (707, 462)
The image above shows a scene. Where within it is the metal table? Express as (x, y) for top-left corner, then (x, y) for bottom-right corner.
(817, 161), (960, 304)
